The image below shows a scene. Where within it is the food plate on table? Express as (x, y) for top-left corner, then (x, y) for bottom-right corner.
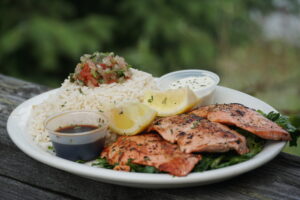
(7, 52), (293, 188)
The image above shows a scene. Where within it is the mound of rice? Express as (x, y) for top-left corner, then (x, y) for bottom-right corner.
(29, 68), (158, 147)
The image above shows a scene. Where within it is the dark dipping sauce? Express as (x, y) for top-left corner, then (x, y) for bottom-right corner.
(53, 124), (105, 162)
(56, 124), (98, 134)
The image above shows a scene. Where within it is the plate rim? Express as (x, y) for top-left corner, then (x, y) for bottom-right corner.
(6, 86), (286, 188)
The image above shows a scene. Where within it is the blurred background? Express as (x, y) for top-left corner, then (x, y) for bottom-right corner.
(0, 0), (299, 154)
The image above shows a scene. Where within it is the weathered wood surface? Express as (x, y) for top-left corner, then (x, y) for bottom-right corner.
(1, 74), (300, 200)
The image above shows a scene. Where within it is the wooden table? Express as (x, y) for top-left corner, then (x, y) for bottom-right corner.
(1, 74), (300, 200)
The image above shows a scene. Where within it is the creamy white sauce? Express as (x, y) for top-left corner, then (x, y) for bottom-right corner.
(169, 76), (215, 90)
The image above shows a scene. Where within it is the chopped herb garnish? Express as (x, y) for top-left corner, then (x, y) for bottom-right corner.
(48, 146), (54, 150)
(79, 88), (84, 95)
(69, 73), (75, 82)
(143, 156), (151, 161)
(60, 101), (67, 108)
(89, 54), (97, 59)
(75, 160), (85, 164)
(91, 69), (98, 78)
(191, 121), (200, 129)
(99, 52), (112, 58)
(148, 95), (154, 103)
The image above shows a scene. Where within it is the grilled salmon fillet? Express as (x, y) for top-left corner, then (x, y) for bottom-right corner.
(101, 134), (201, 176)
(149, 114), (249, 154)
(191, 103), (291, 141)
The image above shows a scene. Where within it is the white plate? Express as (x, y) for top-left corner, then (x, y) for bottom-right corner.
(7, 86), (286, 188)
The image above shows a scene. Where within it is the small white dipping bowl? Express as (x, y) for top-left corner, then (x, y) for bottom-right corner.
(158, 69), (220, 106)
(44, 111), (108, 161)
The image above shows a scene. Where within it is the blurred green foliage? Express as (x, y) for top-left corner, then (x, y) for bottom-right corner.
(0, 0), (284, 85)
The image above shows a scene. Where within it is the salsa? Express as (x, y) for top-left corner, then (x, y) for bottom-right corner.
(70, 52), (132, 87)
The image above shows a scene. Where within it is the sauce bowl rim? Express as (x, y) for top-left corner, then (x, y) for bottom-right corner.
(44, 110), (108, 137)
(158, 69), (220, 90)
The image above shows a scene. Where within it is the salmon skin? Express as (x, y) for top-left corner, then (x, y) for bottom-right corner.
(190, 103), (291, 141)
(101, 133), (201, 176)
(149, 114), (249, 155)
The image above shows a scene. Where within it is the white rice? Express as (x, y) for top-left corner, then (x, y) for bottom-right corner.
(28, 68), (158, 148)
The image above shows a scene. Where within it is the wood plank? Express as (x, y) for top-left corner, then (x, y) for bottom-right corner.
(0, 175), (74, 200)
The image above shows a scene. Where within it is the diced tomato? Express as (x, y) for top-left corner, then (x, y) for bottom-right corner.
(100, 64), (107, 70)
(79, 63), (99, 86)
(90, 77), (99, 86)
(80, 63), (90, 77)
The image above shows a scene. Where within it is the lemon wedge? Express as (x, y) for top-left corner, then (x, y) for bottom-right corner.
(143, 88), (199, 116)
(107, 102), (157, 135)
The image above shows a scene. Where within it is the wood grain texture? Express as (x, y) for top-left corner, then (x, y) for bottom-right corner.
(1, 74), (300, 200)
(0, 175), (75, 200)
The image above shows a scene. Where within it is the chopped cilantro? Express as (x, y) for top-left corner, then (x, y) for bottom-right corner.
(191, 121), (200, 129)
(75, 160), (85, 164)
(143, 156), (151, 161)
(147, 95), (154, 103)
(78, 88), (84, 95)
(91, 69), (98, 78)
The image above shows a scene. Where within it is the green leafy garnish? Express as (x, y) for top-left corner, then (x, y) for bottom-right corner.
(91, 157), (160, 173)
(127, 159), (160, 173)
(92, 157), (115, 169)
(258, 110), (299, 146)
(193, 129), (265, 172)
(75, 160), (85, 164)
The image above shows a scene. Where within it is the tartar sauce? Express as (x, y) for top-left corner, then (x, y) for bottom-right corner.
(169, 76), (215, 90)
